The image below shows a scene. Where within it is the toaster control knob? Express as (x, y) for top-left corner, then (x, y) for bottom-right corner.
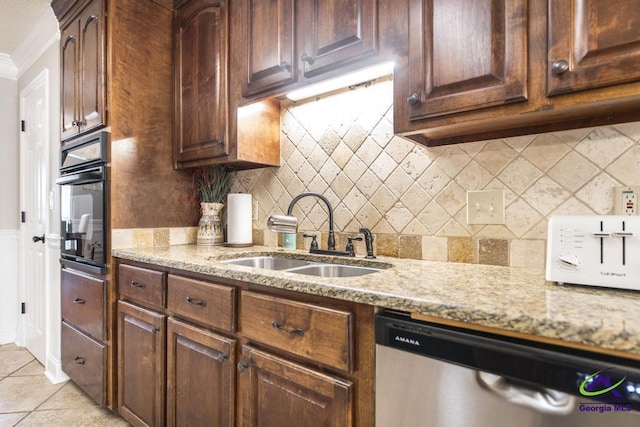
(557, 253), (580, 270)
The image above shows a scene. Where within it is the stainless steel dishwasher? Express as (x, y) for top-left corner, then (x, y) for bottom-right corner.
(376, 310), (640, 427)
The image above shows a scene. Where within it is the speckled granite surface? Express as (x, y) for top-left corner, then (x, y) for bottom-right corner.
(113, 244), (640, 355)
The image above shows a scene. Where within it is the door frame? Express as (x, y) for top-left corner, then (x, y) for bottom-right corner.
(18, 68), (67, 383)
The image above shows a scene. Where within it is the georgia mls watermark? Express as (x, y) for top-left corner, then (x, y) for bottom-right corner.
(578, 368), (633, 413)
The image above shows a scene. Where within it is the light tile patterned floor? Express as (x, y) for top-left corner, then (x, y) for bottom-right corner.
(0, 343), (128, 426)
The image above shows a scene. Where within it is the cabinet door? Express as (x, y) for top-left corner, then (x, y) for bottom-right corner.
(404, 0), (527, 119)
(299, 0), (378, 78)
(60, 19), (79, 141)
(241, 0), (298, 96)
(78, 0), (106, 134)
(166, 318), (236, 427)
(548, 0), (640, 96)
(238, 345), (354, 427)
(117, 300), (166, 427)
(174, 0), (229, 164)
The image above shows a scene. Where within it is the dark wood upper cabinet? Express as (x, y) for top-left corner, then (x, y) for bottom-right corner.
(174, 0), (229, 164)
(394, 0), (640, 146)
(299, 0), (378, 78)
(405, 0), (527, 120)
(547, 0), (640, 96)
(59, 0), (106, 141)
(241, 0), (298, 96)
(240, 0), (379, 98)
(174, 0), (281, 169)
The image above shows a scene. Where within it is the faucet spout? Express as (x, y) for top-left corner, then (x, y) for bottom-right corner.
(287, 192), (336, 250)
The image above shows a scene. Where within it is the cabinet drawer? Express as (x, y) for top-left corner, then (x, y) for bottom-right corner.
(241, 291), (353, 372)
(61, 321), (106, 406)
(167, 275), (236, 333)
(119, 264), (166, 309)
(61, 269), (106, 340)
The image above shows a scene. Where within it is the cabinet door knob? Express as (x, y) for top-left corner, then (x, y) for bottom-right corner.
(130, 281), (145, 288)
(301, 53), (314, 65)
(407, 92), (420, 105)
(73, 297), (85, 304)
(32, 235), (45, 243)
(551, 59), (569, 75)
(237, 360), (250, 372)
(74, 356), (85, 365)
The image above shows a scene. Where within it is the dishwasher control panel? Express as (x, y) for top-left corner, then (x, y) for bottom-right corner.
(546, 215), (640, 291)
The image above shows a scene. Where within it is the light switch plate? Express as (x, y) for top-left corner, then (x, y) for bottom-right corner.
(467, 190), (505, 225)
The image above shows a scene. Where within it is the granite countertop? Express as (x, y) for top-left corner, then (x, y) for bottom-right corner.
(113, 244), (640, 356)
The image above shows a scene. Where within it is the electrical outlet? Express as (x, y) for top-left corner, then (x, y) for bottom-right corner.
(614, 186), (640, 215)
(467, 190), (505, 225)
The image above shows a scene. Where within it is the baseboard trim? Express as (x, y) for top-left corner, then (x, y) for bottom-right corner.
(45, 354), (70, 384)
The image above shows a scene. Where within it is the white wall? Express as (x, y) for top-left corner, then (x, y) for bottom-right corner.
(0, 76), (19, 230)
(0, 72), (19, 344)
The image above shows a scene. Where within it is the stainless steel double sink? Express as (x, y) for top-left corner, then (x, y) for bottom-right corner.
(221, 255), (386, 277)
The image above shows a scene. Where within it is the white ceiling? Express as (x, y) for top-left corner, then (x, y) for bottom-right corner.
(0, 0), (53, 56)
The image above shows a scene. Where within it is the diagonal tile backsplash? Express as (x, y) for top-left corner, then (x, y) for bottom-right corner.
(233, 78), (640, 270)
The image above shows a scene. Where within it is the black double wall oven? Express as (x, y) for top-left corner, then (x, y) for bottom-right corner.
(57, 132), (108, 274)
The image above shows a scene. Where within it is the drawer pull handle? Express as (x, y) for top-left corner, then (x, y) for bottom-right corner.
(130, 281), (145, 288)
(74, 356), (85, 365)
(271, 320), (305, 337)
(73, 298), (85, 304)
(186, 296), (207, 307)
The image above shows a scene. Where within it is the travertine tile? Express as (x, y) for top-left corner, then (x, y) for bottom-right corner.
(521, 176), (571, 216)
(547, 151), (598, 192)
(576, 127), (633, 168)
(153, 228), (170, 247)
(0, 376), (63, 412)
(478, 239), (509, 266)
(422, 236), (448, 261)
(510, 239), (546, 269)
(398, 235), (422, 260)
(521, 134), (568, 172)
(38, 382), (97, 410)
(376, 234), (398, 257)
(0, 350), (33, 377)
(448, 237), (476, 264)
(17, 408), (129, 426)
(0, 412), (27, 426)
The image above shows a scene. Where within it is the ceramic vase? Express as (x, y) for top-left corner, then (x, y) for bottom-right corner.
(197, 202), (225, 246)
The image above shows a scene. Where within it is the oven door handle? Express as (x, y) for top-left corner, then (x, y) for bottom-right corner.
(56, 171), (103, 185)
(476, 371), (576, 415)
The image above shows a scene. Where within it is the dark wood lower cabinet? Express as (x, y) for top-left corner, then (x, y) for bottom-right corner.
(117, 300), (166, 427)
(166, 318), (236, 427)
(61, 321), (106, 406)
(238, 345), (354, 427)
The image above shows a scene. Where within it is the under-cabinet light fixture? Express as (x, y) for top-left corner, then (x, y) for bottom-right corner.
(286, 61), (394, 102)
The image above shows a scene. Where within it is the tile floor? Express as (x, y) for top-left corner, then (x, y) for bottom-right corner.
(0, 343), (129, 426)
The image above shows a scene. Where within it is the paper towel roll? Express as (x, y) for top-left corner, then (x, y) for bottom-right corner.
(227, 193), (253, 246)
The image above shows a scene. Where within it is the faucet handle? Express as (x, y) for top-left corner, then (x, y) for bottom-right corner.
(345, 236), (363, 257)
(358, 227), (376, 259)
(303, 233), (318, 250)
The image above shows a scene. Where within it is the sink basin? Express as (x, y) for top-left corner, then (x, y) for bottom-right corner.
(222, 256), (311, 270)
(221, 254), (386, 277)
(285, 264), (381, 277)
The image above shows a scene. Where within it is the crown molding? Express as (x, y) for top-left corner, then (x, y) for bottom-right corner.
(0, 53), (17, 80)
(13, 6), (60, 79)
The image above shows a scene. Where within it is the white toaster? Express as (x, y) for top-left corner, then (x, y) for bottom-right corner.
(546, 215), (640, 291)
